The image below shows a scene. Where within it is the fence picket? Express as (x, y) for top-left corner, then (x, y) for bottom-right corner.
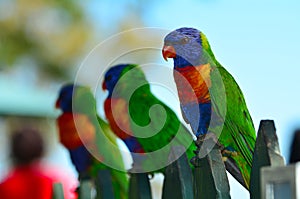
(52, 183), (64, 199)
(95, 170), (115, 199)
(192, 138), (231, 199)
(128, 172), (152, 199)
(250, 120), (285, 199)
(162, 146), (194, 199)
(78, 180), (92, 199)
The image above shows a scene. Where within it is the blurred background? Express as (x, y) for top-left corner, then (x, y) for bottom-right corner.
(0, 0), (300, 198)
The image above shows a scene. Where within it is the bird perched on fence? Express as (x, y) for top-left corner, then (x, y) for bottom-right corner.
(162, 27), (256, 189)
(102, 63), (196, 173)
(55, 83), (128, 199)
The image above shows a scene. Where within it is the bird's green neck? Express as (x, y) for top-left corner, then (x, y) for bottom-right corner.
(200, 32), (218, 66)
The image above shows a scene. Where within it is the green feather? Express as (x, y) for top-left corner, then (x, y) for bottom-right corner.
(200, 32), (256, 188)
(73, 86), (129, 199)
(115, 64), (197, 173)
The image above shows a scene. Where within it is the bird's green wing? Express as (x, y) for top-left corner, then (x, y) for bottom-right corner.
(73, 86), (97, 115)
(216, 64), (255, 161)
(200, 32), (256, 188)
(95, 116), (129, 199)
(128, 85), (196, 172)
(209, 62), (256, 188)
(73, 86), (128, 198)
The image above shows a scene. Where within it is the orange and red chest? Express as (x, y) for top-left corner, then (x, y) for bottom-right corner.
(104, 98), (133, 140)
(174, 63), (212, 104)
(57, 113), (95, 150)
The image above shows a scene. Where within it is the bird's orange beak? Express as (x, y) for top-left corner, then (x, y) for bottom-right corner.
(162, 45), (176, 61)
(102, 81), (107, 90)
(55, 99), (60, 109)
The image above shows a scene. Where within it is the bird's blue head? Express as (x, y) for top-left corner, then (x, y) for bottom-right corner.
(56, 83), (76, 112)
(102, 64), (146, 98)
(102, 64), (132, 97)
(163, 27), (206, 68)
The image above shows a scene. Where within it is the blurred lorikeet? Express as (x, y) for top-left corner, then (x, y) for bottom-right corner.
(55, 84), (128, 199)
(102, 64), (196, 173)
(162, 27), (256, 189)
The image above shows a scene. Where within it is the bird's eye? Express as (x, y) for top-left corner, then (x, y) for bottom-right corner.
(180, 37), (189, 44)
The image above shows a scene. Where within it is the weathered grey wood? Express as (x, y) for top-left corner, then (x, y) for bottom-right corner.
(162, 146), (194, 199)
(52, 183), (64, 199)
(192, 138), (231, 199)
(78, 180), (91, 199)
(95, 170), (115, 199)
(250, 120), (285, 199)
(128, 172), (152, 199)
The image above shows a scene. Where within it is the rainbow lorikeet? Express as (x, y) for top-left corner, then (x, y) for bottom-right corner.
(102, 64), (197, 173)
(162, 27), (256, 189)
(55, 84), (128, 199)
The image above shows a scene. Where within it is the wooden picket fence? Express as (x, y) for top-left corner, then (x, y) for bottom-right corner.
(53, 120), (285, 199)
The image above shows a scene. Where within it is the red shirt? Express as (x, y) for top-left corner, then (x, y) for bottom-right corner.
(0, 163), (54, 199)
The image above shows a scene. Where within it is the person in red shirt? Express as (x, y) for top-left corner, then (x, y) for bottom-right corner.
(0, 128), (54, 199)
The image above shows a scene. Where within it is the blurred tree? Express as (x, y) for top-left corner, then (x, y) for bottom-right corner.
(0, 0), (92, 79)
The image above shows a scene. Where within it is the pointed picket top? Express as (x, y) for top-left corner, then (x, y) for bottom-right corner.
(162, 145), (194, 199)
(52, 183), (65, 199)
(95, 170), (115, 199)
(192, 138), (231, 199)
(78, 180), (92, 199)
(250, 120), (285, 199)
(128, 172), (152, 199)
